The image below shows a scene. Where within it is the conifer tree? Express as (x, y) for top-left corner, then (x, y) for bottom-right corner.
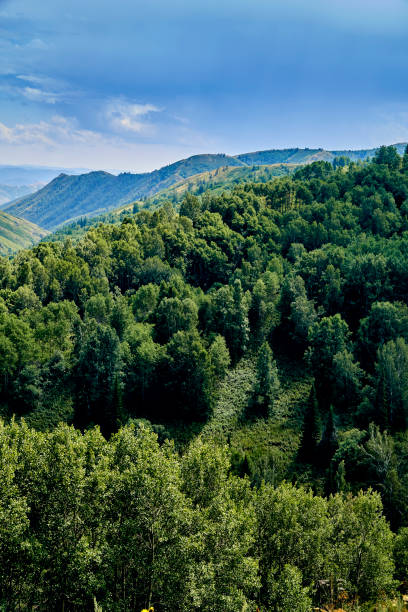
(230, 279), (249, 363)
(298, 384), (321, 464)
(335, 460), (348, 493)
(253, 342), (280, 417)
(249, 279), (267, 348)
(402, 144), (408, 173)
(319, 406), (338, 467)
(375, 338), (408, 430)
(239, 454), (251, 478)
(112, 374), (125, 428)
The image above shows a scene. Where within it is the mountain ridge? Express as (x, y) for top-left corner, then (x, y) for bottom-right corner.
(4, 144), (407, 230)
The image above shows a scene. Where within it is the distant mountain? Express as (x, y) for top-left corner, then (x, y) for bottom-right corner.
(44, 164), (298, 245)
(0, 184), (45, 207)
(235, 143), (408, 166)
(4, 144), (407, 231)
(0, 164), (90, 186)
(0, 211), (49, 256)
(0, 164), (91, 209)
(4, 154), (245, 229)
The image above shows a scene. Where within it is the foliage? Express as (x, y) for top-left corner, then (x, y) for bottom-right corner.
(0, 420), (397, 610)
(1, 147), (408, 607)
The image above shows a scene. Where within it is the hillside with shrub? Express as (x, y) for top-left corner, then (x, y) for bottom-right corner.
(0, 210), (49, 255)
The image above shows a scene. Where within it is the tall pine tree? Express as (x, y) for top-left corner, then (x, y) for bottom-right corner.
(402, 144), (408, 173)
(335, 460), (348, 493)
(252, 342), (280, 417)
(230, 279), (249, 364)
(375, 338), (408, 430)
(319, 406), (338, 467)
(298, 384), (321, 464)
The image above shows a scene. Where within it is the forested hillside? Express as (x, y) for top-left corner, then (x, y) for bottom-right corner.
(42, 164), (296, 244)
(2, 145), (408, 610)
(143, 163), (296, 209)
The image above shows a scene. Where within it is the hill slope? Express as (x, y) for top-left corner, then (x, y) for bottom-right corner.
(42, 165), (297, 245)
(0, 211), (49, 255)
(146, 163), (298, 209)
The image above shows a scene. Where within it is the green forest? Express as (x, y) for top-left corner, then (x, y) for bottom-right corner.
(2, 146), (408, 610)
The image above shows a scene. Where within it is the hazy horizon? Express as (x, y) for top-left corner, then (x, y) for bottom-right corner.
(1, 141), (408, 177)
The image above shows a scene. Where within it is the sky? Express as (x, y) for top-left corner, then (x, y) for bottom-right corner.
(1, 0), (408, 172)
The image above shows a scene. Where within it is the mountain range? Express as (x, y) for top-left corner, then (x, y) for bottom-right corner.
(0, 163), (91, 211)
(0, 184), (44, 207)
(2, 154), (245, 229)
(0, 144), (407, 249)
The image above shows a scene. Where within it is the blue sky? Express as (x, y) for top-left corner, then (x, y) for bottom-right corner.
(1, 0), (408, 171)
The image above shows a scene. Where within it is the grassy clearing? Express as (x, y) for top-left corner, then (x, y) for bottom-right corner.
(198, 351), (312, 484)
(229, 354), (312, 483)
(202, 357), (257, 443)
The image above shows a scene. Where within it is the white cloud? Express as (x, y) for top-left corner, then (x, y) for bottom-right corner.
(0, 97), (164, 151)
(0, 115), (103, 146)
(2, 37), (50, 52)
(16, 74), (44, 85)
(21, 86), (61, 104)
(103, 99), (161, 135)
(25, 38), (49, 50)
(17, 74), (62, 88)
(0, 74), (81, 105)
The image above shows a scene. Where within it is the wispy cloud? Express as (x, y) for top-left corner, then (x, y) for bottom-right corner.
(21, 86), (61, 104)
(16, 74), (61, 87)
(103, 99), (161, 135)
(0, 74), (81, 105)
(4, 37), (49, 51)
(0, 116), (103, 147)
(23, 38), (49, 50)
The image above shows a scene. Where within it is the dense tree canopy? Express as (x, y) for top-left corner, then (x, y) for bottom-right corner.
(1, 147), (408, 608)
(0, 420), (397, 610)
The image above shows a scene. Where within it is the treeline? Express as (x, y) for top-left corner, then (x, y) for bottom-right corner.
(0, 420), (402, 610)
